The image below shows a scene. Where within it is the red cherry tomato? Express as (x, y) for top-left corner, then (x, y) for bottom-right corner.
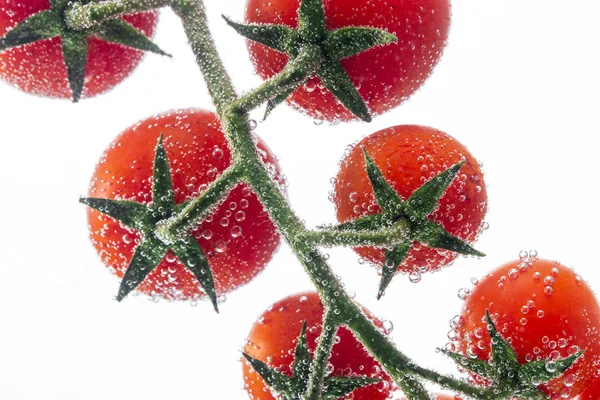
(243, 292), (393, 399)
(0, 0), (157, 99)
(333, 125), (487, 275)
(451, 258), (600, 399)
(245, 0), (450, 121)
(579, 377), (600, 400)
(87, 109), (284, 301)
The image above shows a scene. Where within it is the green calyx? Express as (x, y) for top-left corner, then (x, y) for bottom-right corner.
(243, 322), (380, 400)
(223, 0), (397, 121)
(443, 312), (583, 400)
(0, 0), (169, 102)
(331, 152), (485, 299)
(80, 136), (219, 311)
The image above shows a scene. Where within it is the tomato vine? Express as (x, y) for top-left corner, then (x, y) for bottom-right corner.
(21, 0), (590, 399)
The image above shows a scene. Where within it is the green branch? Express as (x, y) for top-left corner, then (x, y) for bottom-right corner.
(304, 310), (340, 400)
(171, 0), (238, 115)
(65, 0), (172, 30)
(228, 45), (323, 114)
(155, 165), (243, 244)
(300, 219), (410, 248)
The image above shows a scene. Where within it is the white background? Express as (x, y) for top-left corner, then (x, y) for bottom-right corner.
(0, 0), (599, 398)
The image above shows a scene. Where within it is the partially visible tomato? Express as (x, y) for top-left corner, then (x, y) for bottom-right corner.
(578, 377), (600, 400)
(243, 292), (393, 399)
(86, 109), (284, 301)
(245, 0), (450, 122)
(333, 125), (487, 274)
(0, 0), (158, 99)
(451, 258), (600, 399)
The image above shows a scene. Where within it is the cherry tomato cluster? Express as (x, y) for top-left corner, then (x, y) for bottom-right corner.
(2, 0), (599, 399)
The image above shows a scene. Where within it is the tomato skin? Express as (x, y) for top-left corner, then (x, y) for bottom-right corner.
(245, 0), (450, 121)
(86, 109), (284, 301)
(578, 377), (600, 400)
(0, 0), (158, 99)
(333, 125), (487, 274)
(452, 259), (600, 399)
(243, 292), (392, 399)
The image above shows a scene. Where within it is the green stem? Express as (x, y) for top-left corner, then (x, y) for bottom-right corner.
(346, 312), (433, 400)
(214, 105), (435, 400)
(300, 220), (410, 248)
(155, 166), (243, 244)
(304, 310), (339, 400)
(171, 0), (238, 116)
(64, 0), (172, 29)
(229, 46), (323, 114)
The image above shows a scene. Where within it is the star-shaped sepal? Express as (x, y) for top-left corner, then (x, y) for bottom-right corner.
(329, 151), (485, 299)
(80, 135), (219, 311)
(0, 0), (169, 102)
(223, 0), (397, 121)
(442, 312), (583, 400)
(243, 322), (379, 399)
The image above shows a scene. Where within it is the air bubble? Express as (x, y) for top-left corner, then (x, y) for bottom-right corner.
(408, 269), (421, 283)
(304, 80), (317, 92)
(457, 288), (470, 300)
(246, 119), (257, 131)
(214, 240), (227, 253)
(382, 320), (394, 333)
(235, 211), (246, 222)
(212, 147), (224, 159)
(529, 250), (538, 259)
(545, 361), (557, 373)
(518, 262), (529, 272)
(231, 226), (242, 238)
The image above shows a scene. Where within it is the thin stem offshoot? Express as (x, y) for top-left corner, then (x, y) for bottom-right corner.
(65, 0), (172, 29)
